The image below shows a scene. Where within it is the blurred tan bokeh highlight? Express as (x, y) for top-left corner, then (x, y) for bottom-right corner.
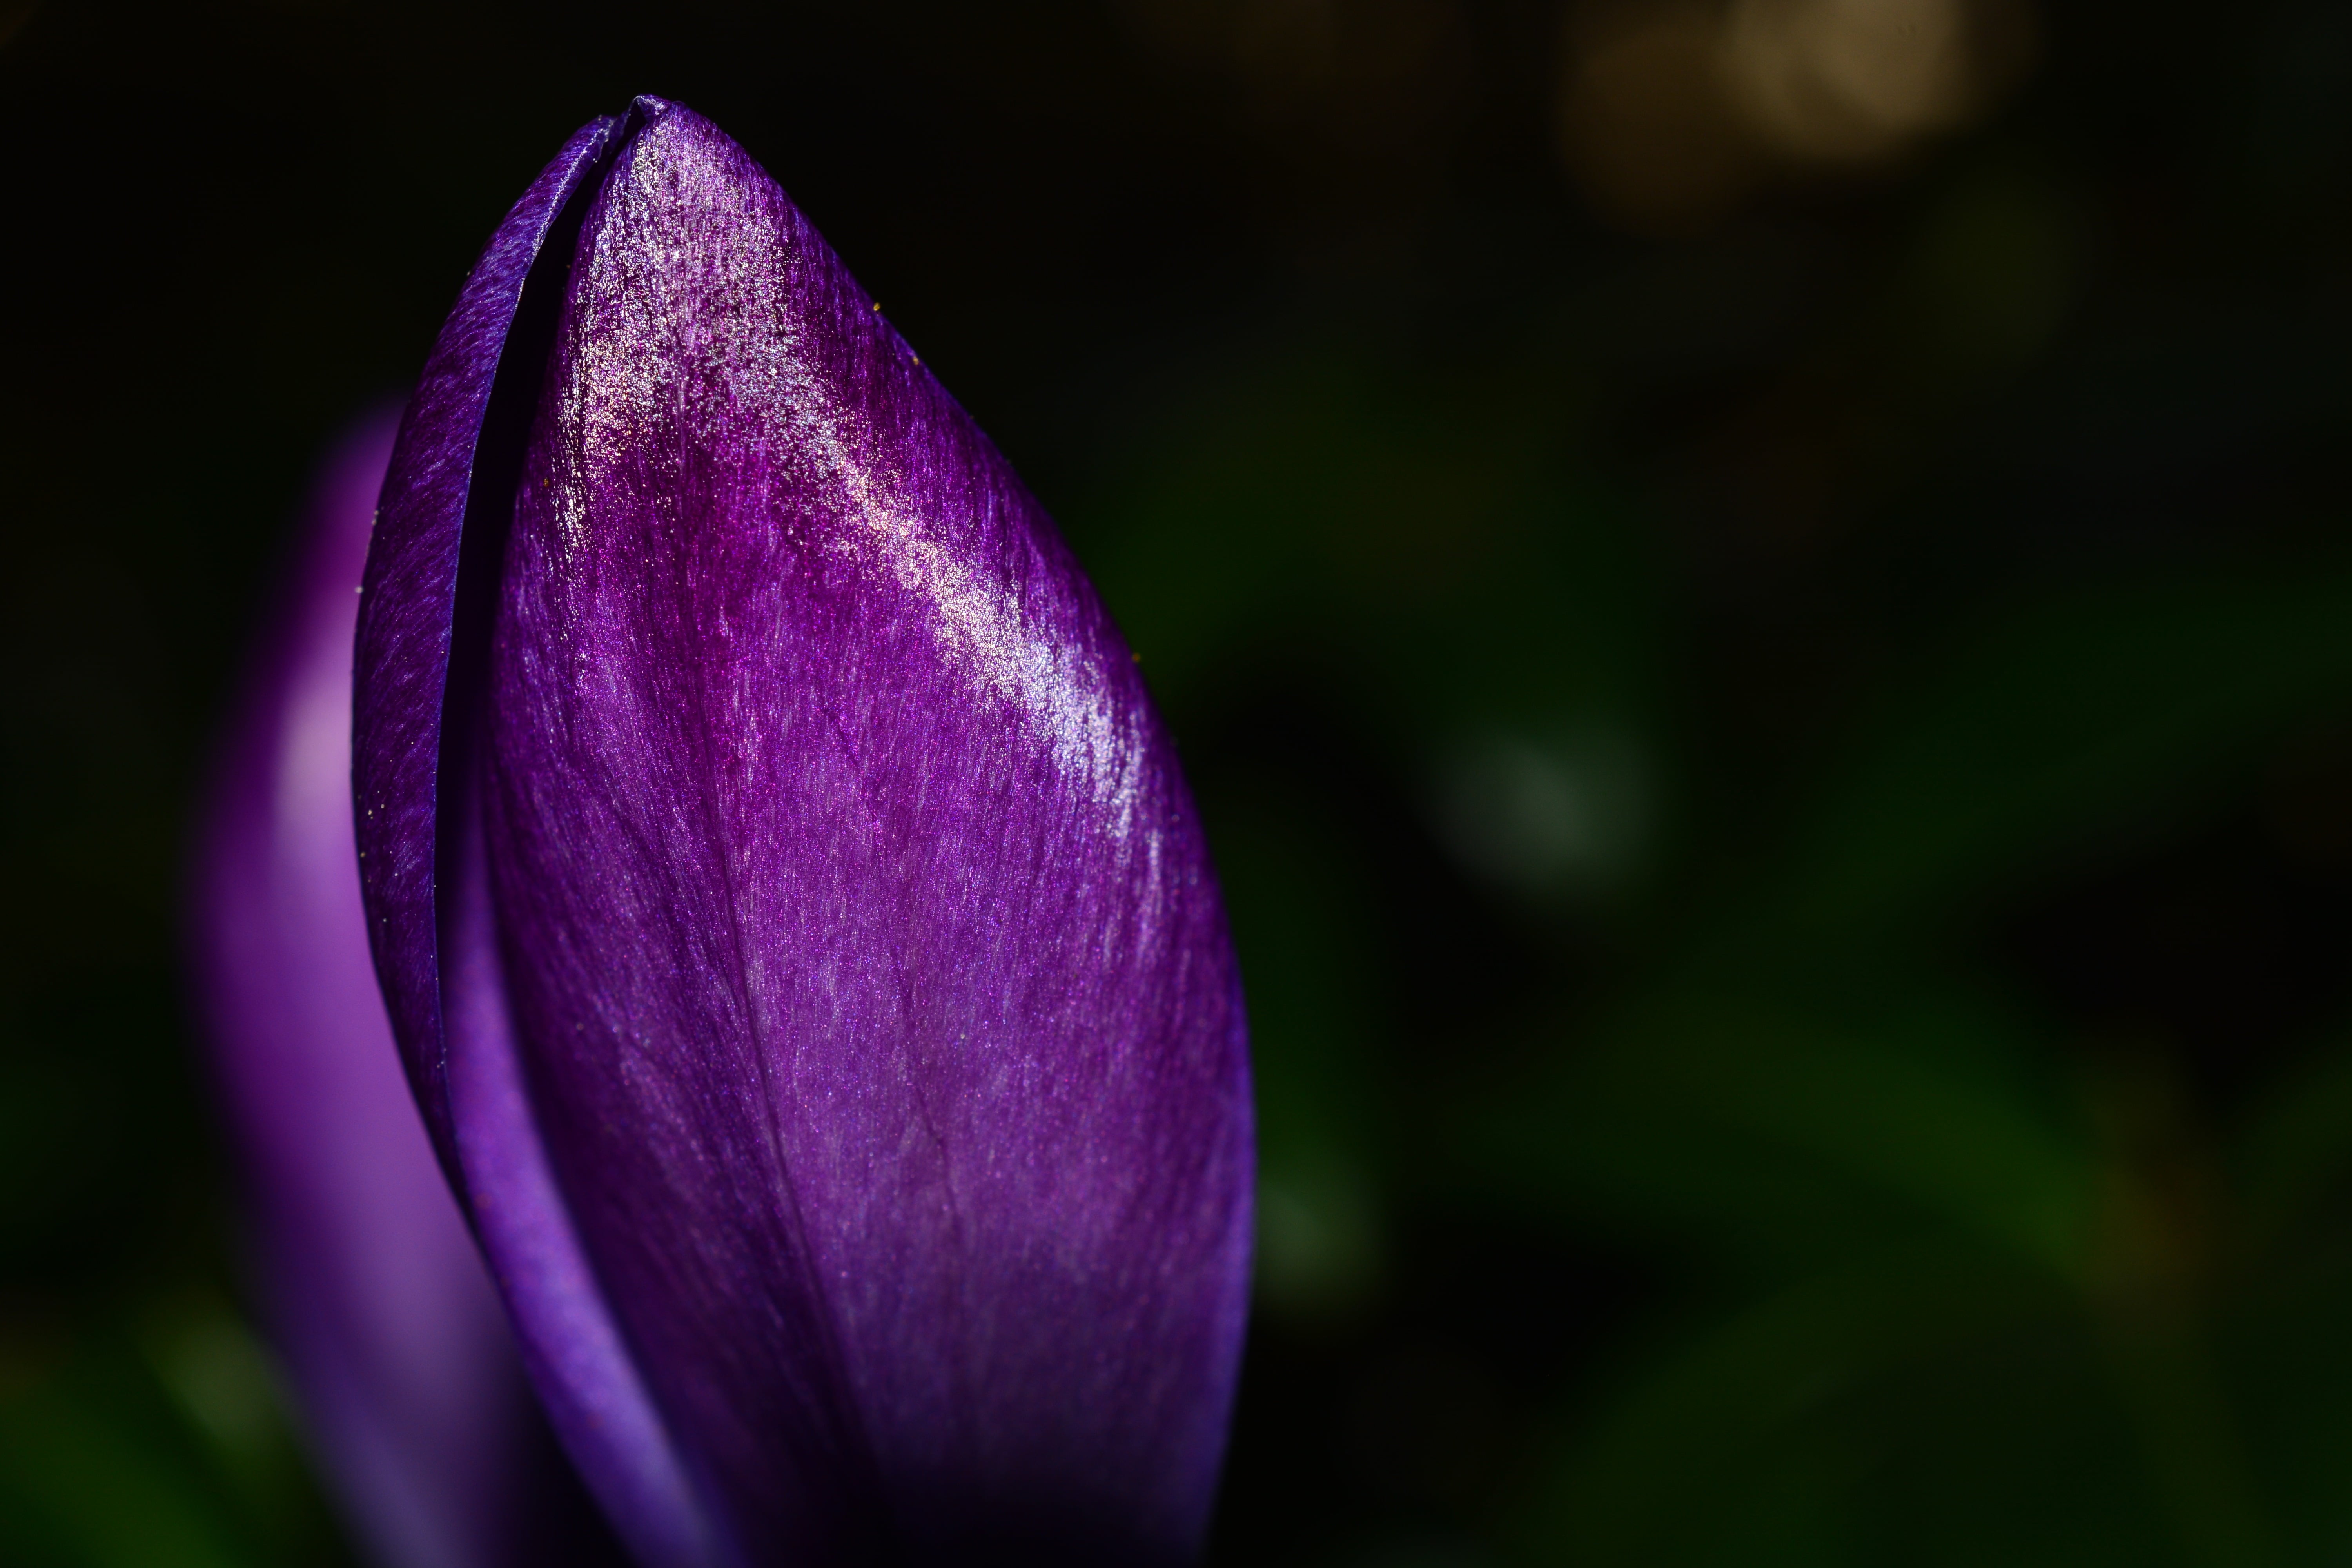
(1563, 0), (2040, 232)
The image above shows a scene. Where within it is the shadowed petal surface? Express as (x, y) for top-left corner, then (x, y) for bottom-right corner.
(355, 114), (619, 1156)
(483, 104), (1254, 1563)
(189, 411), (532, 1568)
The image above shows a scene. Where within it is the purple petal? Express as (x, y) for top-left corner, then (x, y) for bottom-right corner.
(355, 109), (729, 1568)
(187, 410), (533, 1568)
(481, 103), (1252, 1563)
(356, 113), (621, 1158)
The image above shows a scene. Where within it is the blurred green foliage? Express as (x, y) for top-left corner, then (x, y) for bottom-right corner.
(9, 0), (2352, 1563)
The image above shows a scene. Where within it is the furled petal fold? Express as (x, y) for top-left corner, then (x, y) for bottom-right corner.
(188, 411), (611, 1568)
(356, 106), (728, 1568)
(357, 97), (1253, 1565)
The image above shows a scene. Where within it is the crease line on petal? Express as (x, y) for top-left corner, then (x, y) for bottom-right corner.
(356, 98), (737, 1568)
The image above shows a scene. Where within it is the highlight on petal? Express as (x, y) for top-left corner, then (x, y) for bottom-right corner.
(186, 410), (612, 1568)
(357, 98), (1254, 1565)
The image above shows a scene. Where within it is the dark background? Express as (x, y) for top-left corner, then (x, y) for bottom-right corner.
(7, 0), (2352, 1562)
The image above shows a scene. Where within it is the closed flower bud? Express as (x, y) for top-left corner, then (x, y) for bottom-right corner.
(353, 99), (1254, 1566)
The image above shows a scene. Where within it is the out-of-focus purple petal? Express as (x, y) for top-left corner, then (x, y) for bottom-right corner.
(188, 410), (528, 1568)
(354, 109), (728, 1568)
(481, 102), (1252, 1563)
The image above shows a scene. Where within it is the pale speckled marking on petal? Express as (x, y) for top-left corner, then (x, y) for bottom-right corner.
(586, 132), (1147, 840)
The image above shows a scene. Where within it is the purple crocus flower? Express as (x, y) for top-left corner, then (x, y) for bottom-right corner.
(189, 410), (615, 1568)
(351, 96), (1254, 1566)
